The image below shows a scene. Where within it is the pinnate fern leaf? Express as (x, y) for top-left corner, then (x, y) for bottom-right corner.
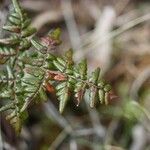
(0, 0), (113, 134)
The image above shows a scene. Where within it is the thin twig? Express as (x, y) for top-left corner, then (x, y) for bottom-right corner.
(32, 11), (62, 31)
(130, 124), (147, 150)
(85, 94), (106, 139)
(61, 0), (81, 50)
(0, 115), (4, 150)
(43, 100), (72, 132)
(70, 138), (78, 150)
(44, 100), (78, 149)
(74, 13), (150, 60)
(49, 128), (68, 150)
(130, 67), (150, 101)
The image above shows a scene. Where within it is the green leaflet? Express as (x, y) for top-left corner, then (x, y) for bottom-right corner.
(7, 65), (14, 79)
(0, 36), (19, 45)
(66, 69), (73, 75)
(98, 89), (105, 104)
(56, 82), (66, 90)
(53, 53), (72, 73)
(46, 53), (56, 61)
(56, 57), (66, 66)
(19, 55), (43, 67)
(19, 39), (31, 50)
(0, 88), (13, 99)
(38, 87), (47, 102)
(0, 102), (15, 113)
(22, 73), (40, 85)
(56, 87), (66, 97)
(68, 77), (76, 85)
(59, 88), (69, 114)
(88, 68), (100, 107)
(24, 66), (45, 79)
(12, 0), (23, 19)
(15, 82), (25, 94)
(43, 61), (55, 70)
(9, 35), (20, 44)
(98, 80), (111, 105)
(49, 28), (61, 40)
(89, 87), (98, 108)
(0, 46), (16, 57)
(3, 25), (20, 33)
(6, 110), (16, 120)
(48, 28), (61, 45)
(74, 59), (87, 79)
(98, 79), (105, 88)
(56, 81), (70, 113)
(104, 84), (111, 92)
(79, 59), (87, 78)
(104, 92), (109, 105)
(44, 54), (56, 69)
(21, 27), (36, 38)
(8, 111), (28, 135)
(64, 49), (74, 68)
(74, 82), (86, 106)
(22, 19), (31, 29)
(64, 49), (73, 62)
(24, 85), (37, 93)
(0, 74), (12, 84)
(10, 116), (22, 134)
(89, 68), (100, 84)
(11, 12), (20, 19)
(8, 15), (21, 25)
(31, 38), (47, 54)
(6, 110), (21, 136)
(53, 60), (65, 72)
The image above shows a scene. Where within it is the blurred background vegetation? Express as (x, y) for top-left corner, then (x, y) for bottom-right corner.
(0, 0), (150, 150)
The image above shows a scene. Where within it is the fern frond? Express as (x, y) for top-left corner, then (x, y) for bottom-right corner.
(0, 0), (112, 134)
